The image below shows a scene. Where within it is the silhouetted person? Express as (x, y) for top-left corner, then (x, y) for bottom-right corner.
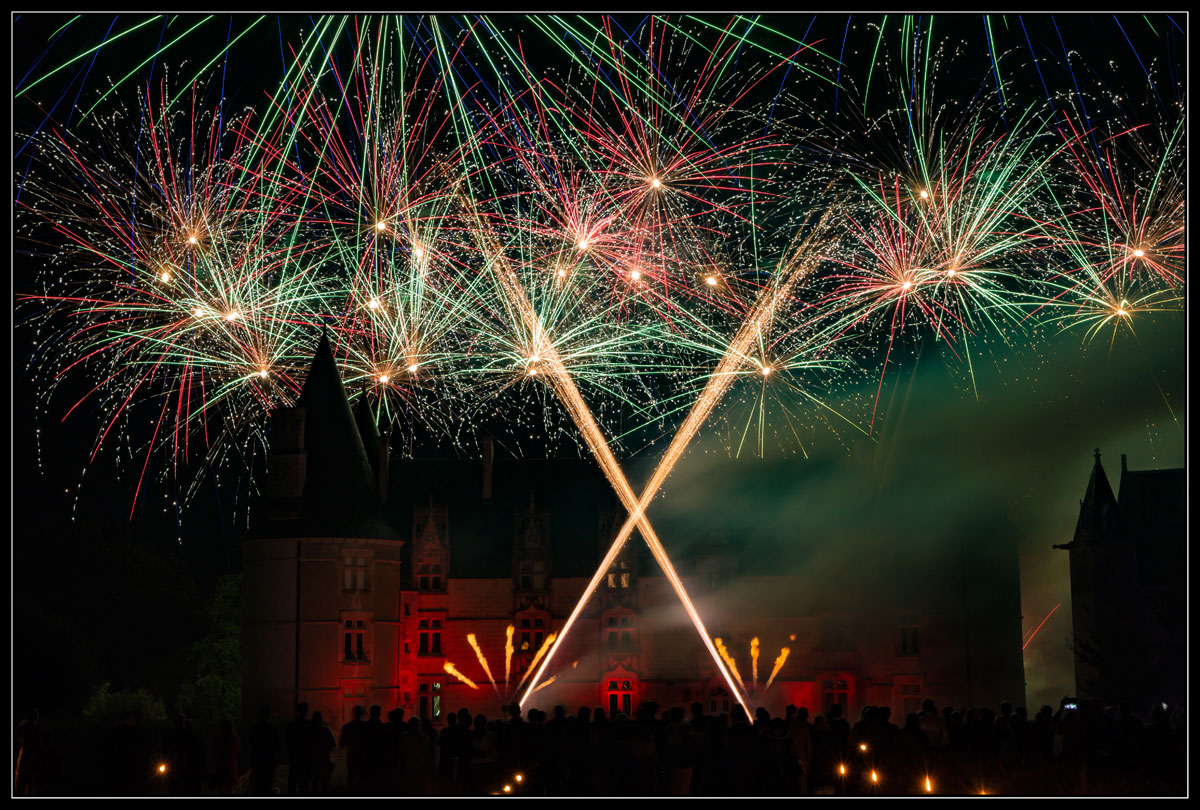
(249, 706), (281, 796)
(694, 715), (728, 796)
(309, 712), (336, 794)
(340, 705), (367, 793)
(362, 705), (389, 794)
(500, 703), (526, 775)
(760, 717), (794, 796)
(727, 705), (758, 795)
(14, 707), (42, 796)
(828, 704), (851, 763)
(437, 710), (460, 784)
(663, 705), (695, 795)
(809, 715), (835, 794)
(401, 717), (429, 795)
(896, 713), (925, 775)
(385, 708), (406, 793)
(213, 718), (240, 795)
(785, 705), (812, 795)
(918, 699), (948, 750)
(285, 702), (312, 795)
(470, 714), (499, 793)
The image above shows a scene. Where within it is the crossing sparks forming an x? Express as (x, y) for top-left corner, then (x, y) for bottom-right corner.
(470, 194), (833, 717)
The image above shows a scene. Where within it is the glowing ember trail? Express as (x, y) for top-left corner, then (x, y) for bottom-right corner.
(443, 661), (479, 690)
(518, 214), (834, 714)
(750, 637), (761, 691)
(504, 625), (515, 687)
(1022, 603), (1062, 650)
(714, 637), (747, 692)
(763, 647), (791, 693)
(467, 633), (502, 700)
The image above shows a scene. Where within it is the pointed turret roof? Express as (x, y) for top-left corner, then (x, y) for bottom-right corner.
(295, 332), (382, 534)
(1074, 448), (1119, 544)
(354, 391), (381, 476)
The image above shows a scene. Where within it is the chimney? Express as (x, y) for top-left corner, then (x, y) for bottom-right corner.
(482, 436), (494, 500)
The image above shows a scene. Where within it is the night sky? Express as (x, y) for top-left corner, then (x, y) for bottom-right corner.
(12, 14), (1186, 713)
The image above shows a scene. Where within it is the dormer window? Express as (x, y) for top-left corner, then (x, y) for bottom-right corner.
(418, 562), (443, 592)
(607, 561), (631, 589)
(518, 560), (545, 591)
(343, 554), (371, 592)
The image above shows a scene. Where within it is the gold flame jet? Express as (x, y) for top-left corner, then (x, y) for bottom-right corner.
(504, 625), (515, 691)
(750, 637), (760, 692)
(714, 638), (746, 692)
(512, 632), (557, 694)
(443, 661), (479, 690)
(763, 648), (791, 693)
(467, 633), (503, 701)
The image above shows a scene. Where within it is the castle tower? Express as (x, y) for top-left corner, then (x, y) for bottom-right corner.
(242, 333), (405, 730)
(1056, 449), (1185, 705)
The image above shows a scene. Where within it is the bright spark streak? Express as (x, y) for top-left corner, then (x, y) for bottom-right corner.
(379, 375), (389, 383)
(467, 633), (503, 700)
(762, 647), (790, 693)
(705, 275), (717, 286)
(258, 369), (268, 379)
(159, 271), (171, 283)
(919, 189), (929, 199)
(407, 364), (418, 374)
(1132, 248), (1145, 258)
(1022, 603), (1061, 650)
(368, 298), (380, 310)
(443, 661), (479, 690)
(224, 311), (239, 321)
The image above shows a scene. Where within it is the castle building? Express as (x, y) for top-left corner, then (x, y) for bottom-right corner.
(1054, 450), (1185, 707)
(243, 339), (1026, 730)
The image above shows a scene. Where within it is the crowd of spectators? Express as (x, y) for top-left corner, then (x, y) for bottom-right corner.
(13, 696), (1186, 796)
